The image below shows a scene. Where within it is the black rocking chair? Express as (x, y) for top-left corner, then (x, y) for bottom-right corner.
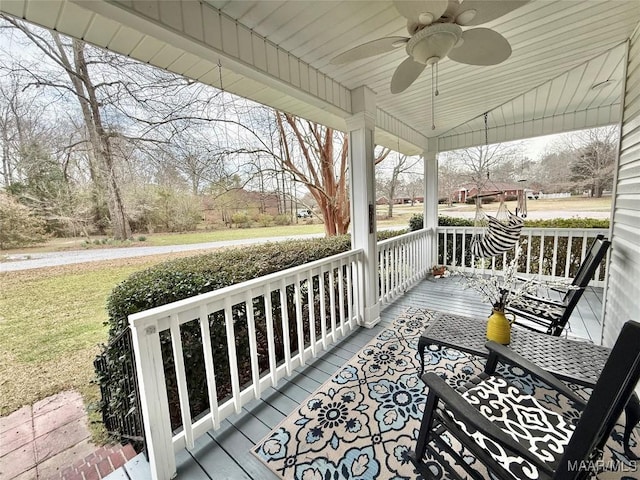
(410, 320), (640, 480)
(506, 236), (610, 336)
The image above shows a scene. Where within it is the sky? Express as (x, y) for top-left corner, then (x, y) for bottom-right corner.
(523, 133), (567, 160)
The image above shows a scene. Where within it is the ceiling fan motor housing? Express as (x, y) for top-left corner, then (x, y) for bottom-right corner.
(406, 23), (462, 64)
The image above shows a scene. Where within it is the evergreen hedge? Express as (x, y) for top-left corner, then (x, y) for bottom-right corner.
(408, 213), (609, 277)
(97, 231), (403, 438)
(408, 213), (609, 231)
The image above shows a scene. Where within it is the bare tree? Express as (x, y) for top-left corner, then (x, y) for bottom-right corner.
(275, 112), (390, 236)
(565, 126), (618, 197)
(0, 72), (54, 188)
(404, 176), (423, 206)
(376, 153), (420, 217)
(438, 160), (465, 205)
(529, 150), (574, 193)
(1, 17), (134, 238)
(440, 144), (519, 204)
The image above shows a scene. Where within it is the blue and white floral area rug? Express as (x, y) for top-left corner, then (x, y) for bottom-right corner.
(253, 307), (638, 480)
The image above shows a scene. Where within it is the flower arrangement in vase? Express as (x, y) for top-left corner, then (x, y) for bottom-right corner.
(456, 245), (577, 344)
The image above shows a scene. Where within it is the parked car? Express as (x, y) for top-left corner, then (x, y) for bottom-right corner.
(297, 209), (312, 218)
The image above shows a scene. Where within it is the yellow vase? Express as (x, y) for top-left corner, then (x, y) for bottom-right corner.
(486, 309), (515, 345)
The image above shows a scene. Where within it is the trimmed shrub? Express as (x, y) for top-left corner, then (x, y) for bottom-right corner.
(274, 214), (291, 226)
(231, 211), (251, 228)
(98, 231), (405, 438)
(409, 213), (609, 232)
(408, 214), (474, 231)
(439, 216), (474, 227)
(378, 228), (408, 240)
(522, 218), (609, 229)
(408, 213), (423, 231)
(107, 236), (350, 334)
(256, 213), (273, 227)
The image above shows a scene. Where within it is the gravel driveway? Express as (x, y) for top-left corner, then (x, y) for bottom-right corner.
(1, 234), (324, 272)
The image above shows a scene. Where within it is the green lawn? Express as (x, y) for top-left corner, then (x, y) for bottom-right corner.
(145, 223), (326, 246)
(0, 253), (211, 417)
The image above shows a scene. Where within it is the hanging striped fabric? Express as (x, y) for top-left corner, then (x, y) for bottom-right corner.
(471, 212), (524, 258)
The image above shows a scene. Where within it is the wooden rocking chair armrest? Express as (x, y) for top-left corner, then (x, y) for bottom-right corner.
(422, 372), (550, 471)
(484, 341), (586, 408)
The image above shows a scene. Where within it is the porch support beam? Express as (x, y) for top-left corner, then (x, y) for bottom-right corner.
(347, 86), (379, 328)
(423, 138), (439, 268)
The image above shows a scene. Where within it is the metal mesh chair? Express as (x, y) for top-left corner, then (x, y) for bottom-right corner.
(506, 236), (610, 336)
(410, 320), (640, 480)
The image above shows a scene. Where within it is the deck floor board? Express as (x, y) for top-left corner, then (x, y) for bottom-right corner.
(115, 276), (603, 480)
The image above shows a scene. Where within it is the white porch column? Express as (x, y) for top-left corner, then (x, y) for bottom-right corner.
(347, 87), (379, 328)
(423, 138), (439, 268)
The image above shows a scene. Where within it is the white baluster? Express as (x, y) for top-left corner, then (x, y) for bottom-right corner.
(170, 315), (194, 450)
(198, 304), (220, 430)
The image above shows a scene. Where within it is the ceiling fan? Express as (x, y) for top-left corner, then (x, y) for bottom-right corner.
(330, 0), (528, 94)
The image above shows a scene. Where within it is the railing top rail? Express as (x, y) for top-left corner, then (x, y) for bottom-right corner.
(377, 229), (427, 247)
(437, 226), (608, 235)
(129, 248), (363, 327)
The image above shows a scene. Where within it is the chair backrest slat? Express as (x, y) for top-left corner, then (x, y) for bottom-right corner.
(562, 238), (610, 304)
(555, 320), (640, 479)
(569, 234), (604, 286)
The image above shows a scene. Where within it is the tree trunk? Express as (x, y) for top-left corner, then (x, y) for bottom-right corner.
(69, 39), (131, 239)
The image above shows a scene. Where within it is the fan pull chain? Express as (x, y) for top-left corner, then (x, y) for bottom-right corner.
(217, 60), (230, 156)
(435, 62), (439, 96)
(431, 63), (436, 130)
(484, 112), (489, 146)
(484, 112), (490, 182)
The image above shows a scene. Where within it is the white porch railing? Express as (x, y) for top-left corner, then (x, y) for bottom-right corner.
(378, 229), (430, 305)
(128, 227), (609, 479)
(128, 249), (363, 480)
(437, 227), (609, 287)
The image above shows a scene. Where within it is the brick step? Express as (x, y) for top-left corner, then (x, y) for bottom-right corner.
(48, 443), (137, 480)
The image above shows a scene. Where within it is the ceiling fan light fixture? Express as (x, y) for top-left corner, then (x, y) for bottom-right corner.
(456, 9), (477, 25)
(406, 23), (462, 65)
(418, 12), (434, 25)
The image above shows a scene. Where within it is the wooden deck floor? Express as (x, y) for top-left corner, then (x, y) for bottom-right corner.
(107, 277), (604, 480)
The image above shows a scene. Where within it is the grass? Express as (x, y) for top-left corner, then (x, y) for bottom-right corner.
(0, 251), (213, 421)
(145, 223), (326, 246)
(0, 223), (328, 256)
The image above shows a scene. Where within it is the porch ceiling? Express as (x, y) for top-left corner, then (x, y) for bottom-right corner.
(2, 1), (639, 154)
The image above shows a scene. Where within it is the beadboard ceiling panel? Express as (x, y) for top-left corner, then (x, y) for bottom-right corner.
(209, 0), (640, 148)
(1, 0), (639, 153)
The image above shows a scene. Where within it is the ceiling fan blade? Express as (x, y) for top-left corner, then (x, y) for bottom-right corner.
(455, 1), (529, 26)
(330, 37), (409, 65)
(448, 28), (511, 65)
(390, 57), (426, 94)
(394, 0), (448, 25)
